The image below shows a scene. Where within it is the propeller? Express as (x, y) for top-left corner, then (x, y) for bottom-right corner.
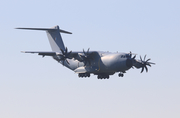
(126, 51), (136, 68)
(80, 48), (94, 66)
(140, 55), (155, 73)
(58, 47), (72, 65)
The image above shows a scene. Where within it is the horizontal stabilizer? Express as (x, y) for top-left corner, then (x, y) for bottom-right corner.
(16, 27), (72, 34)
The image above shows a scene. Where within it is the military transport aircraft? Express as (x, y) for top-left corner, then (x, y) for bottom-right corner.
(16, 25), (155, 79)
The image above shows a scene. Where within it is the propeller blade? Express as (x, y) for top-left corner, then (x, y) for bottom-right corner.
(140, 56), (142, 61)
(144, 55), (146, 61)
(146, 58), (151, 62)
(60, 48), (65, 55)
(58, 47), (72, 65)
(145, 66), (148, 72)
(87, 48), (90, 55)
(147, 63), (151, 67)
(133, 55), (136, 59)
(83, 49), (86, 56)
(149, 62), (155, 65)
(65, 59), (70, 65)
(141, 67), (144, 73)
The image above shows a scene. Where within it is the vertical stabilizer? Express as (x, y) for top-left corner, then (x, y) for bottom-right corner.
(46, 25), (65, 52)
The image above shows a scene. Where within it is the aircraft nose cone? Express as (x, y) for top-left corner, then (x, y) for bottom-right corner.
(126, 59), (133, 68)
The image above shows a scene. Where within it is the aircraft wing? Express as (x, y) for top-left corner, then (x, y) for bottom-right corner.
(21, 51), (100, 61)
(21, 51), (59, 57)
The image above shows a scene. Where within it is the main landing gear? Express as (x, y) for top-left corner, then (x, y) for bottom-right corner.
(78, 73), (90, 78)
(97, 75), (109, 79)
(118, 73), (124, 77)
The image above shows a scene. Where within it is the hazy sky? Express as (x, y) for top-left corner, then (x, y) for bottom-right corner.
(0, 0), (180, 118)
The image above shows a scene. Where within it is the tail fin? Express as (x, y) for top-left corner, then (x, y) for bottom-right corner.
(16, 25), (72, 52)
(46, 25), (65, 52)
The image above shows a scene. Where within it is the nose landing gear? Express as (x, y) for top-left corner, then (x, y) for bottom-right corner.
(118, 73), (124, 77)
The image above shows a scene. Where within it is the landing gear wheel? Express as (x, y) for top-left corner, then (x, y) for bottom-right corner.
(97, 75), (109, 79)
(78, 73), (90, 78)
(118, 73), (124, 77)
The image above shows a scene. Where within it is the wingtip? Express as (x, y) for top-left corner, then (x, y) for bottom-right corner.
(15, 27), (25, 29)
